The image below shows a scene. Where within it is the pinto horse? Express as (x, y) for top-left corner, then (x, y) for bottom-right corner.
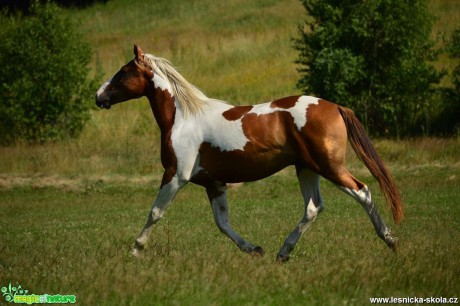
(96, 45), (403, 262)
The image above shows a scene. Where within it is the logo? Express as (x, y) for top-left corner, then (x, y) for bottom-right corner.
(1, 283), (76, 304)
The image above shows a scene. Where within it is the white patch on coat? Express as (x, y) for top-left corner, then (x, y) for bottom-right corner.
(248, 96), (319, 130)
(170, 101), (249, 181)
(202, 103), (249, 152)
(153, 73), (172, 93)
(96, 78), (112, 98)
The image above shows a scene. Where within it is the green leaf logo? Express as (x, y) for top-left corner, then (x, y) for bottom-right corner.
(1, 283), (28, 303)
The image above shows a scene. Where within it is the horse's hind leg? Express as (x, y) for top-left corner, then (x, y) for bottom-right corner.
(330, 169), (398, 251)
(277, 167), (324, 262)
(206, 182), (264, 256)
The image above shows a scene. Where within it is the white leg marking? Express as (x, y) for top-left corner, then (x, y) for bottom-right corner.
(337, 185), (392, 241)
(278, 169), (323, 260)
(133, 177), (183, 254)
(337, 185), (373, 206)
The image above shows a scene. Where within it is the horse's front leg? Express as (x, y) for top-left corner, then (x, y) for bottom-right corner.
(132, 175), (184, 256)
(206, 182), (264, 256)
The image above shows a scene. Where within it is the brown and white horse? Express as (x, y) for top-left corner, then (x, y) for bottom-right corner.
(96, 45), (404, 262)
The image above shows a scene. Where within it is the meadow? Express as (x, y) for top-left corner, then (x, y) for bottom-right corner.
(1, 140), (459, 305)
(1, 0), (459, 305)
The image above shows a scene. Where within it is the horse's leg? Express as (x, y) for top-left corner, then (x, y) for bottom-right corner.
(132, 176), (184, 256)
(277, 167), (324, 262)
(335, 172), (398, 251)
(206, 182), (264, 256)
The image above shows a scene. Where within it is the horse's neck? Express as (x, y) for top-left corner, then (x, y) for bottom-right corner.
(146, 86), (178, 137)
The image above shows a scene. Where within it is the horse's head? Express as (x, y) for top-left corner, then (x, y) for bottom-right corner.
(96, 45), (153, 109)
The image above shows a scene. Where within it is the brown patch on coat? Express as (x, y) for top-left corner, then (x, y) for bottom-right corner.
(297, 99), (354, 183)
(199, 141), (294, 183)
(222, 105), (253, 121)
(145, 82), (178, 187)
(270, 96), (299, 109)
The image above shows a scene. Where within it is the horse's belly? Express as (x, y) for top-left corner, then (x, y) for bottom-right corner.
(198, 142), (294, 183)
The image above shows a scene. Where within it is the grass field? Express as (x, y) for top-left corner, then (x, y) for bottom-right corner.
(1, 143), (459, 305)
(1, 0), (459, 305)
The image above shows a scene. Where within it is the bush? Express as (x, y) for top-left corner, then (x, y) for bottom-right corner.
(0, 0), (109, 14)
(433, 28), (460, 135)
(0, 1), (96, 144)
(294, 0), (444, 137)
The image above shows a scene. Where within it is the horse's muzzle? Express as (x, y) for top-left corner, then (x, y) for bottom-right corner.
(95, 95), (112, 109)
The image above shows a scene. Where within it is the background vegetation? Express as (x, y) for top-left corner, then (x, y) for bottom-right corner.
(0, 0), (108, 13)
(294, 0), (448, 137)
(0, 0), (459, 305)
(0, 2), (96, 144)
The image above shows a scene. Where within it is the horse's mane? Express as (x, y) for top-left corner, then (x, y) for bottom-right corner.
(143, 54), (214, 116)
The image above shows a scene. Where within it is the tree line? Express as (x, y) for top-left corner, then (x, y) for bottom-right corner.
(295, 0), (459, 137)
(0, 0), (458, 144)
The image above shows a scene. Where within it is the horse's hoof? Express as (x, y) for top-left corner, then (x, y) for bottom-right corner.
(250, 246), (265, 257)
(385, 236), (399, 253)
(276, 254), (290, 263)
(131, 241), (145, 257)
(131, 248), (141, 257)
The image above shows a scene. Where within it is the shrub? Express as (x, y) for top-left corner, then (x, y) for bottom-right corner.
(0, 0), (109, 14)
(433, 28), (460, 135)
(294, 0), (444, 137)
(0, 1), (96, 144)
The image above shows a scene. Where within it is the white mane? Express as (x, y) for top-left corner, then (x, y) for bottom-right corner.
(143, 54), (217, 116)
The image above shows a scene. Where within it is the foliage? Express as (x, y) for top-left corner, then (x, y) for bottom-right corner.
(433, 28), (460, 135)
(0, 1), (97, 144)
(294, 0), (445, 137)
(0, 0), (109, 14)
(449, 29), (460, 88)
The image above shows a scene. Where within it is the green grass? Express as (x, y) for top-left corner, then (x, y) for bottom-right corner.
(75, 0), (304, 103)
(1, 163), (459, 305)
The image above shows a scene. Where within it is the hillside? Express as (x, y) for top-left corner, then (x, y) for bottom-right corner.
(73, 0), (304, 103)
(73, 0), (459, 102)
(0, 0), (458, 177)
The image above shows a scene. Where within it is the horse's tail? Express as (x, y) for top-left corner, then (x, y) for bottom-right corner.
(338, 106), (404, 224)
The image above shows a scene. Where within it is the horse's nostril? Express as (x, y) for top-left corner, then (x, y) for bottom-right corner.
(95, 97), (111, 109)
(95, 99), (103, 108)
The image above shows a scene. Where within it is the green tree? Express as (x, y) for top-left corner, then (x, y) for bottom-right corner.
(433, 28), (460, 135)
(294, 0), (444, 137)
(0, 1), (97, 144)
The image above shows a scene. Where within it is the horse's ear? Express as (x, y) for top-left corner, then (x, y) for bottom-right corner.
(134, 44), (144, 62)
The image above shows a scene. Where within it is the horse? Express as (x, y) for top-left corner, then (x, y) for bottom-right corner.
(95, 45), (404, 262)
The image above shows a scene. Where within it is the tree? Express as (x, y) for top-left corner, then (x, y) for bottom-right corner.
(0, 1), (97, 144)
(433, 28), (460, 135)
(294, 0), (444, 137)
(0, 0), (109, 14)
